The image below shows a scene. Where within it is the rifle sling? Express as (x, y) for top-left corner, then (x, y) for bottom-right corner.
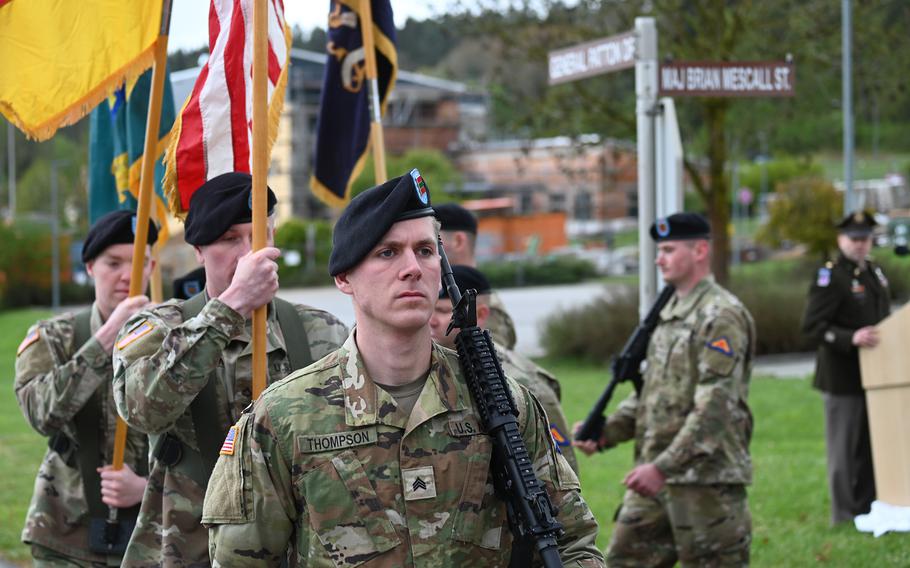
(70, 308), (140, 522)
(182, 294), (312, 481)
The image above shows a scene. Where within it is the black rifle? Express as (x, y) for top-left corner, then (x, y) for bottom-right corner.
(439, 242), (563, 568)
(574, 284), (676, 443)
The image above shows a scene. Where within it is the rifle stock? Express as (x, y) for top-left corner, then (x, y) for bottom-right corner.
(439, 241), (563, 568)
(574, 285), (676, 443)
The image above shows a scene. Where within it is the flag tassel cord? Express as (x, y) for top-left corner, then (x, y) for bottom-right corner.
(360, 0), (388, 184)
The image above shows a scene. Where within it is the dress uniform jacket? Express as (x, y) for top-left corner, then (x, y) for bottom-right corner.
(15, 303), (149, 566)
(203, 332), (605, 567)
(802, 253), (891, 395)
(112, 296), (348, 567)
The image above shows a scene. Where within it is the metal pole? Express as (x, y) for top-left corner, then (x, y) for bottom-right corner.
(7, 122), (15, 220)
(50, 159), (60, 311)
(635, 17), (658, 317)
(842, 0), (854, 212)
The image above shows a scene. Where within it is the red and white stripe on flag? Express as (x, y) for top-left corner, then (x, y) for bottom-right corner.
(162, 0), (291, 217)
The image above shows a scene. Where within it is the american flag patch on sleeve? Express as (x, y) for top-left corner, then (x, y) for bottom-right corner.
(220, 426), (238, 456)
(17, 329), (40, 356)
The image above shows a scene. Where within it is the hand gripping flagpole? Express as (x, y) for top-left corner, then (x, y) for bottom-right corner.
(108, 0), (172, 550)
(359, 0), (387, 184)
(251, 0), (269, 398)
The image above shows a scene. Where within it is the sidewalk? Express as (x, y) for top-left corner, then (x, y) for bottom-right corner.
(753, 351), (815, 379)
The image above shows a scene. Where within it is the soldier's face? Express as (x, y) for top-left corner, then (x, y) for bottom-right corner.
(86, 243), (153, 318)
(837, 233), (873, 263)
(336, 217), (441, 332)
(655, 240), (703, 285)
(429, 297), (490, 349)
(195, 221), (275, 297)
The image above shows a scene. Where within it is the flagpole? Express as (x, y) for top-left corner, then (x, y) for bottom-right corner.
(360, 0), (387, 184)
(116, 0), (172, 470)
(251, 0), (269, 398)
(150, 246), (163, 303)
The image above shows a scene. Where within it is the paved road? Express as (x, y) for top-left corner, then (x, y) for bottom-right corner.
(283, 282), (816, 378)
(282, 281), (615, 357)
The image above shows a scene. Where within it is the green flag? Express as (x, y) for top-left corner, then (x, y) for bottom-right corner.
(88, 65), (176, 241)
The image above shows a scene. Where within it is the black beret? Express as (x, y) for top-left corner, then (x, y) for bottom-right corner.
(836, 210), (877, 237)
(649, 212), (711, 242)
(434, 203), (478, 234)
(184, 172), (276, 246)
(329, 168), (435, 276)
(172, 267), (206, 300)
(82, 210), (159, 263)
(440, 265), (491, 299)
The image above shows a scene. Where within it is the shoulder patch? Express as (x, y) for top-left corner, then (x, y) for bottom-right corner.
(115, 320), (154, 350)
(706, 336), (734, 357)
(816, 267), (831, 287)
(550, 423), (570, 452)
(17, 329), (40, 356)
(220, 426), (238, 456)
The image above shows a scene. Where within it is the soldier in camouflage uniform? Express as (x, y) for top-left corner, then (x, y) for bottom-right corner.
(575, 213), (755, 567)
(434, 202), (518, 349)
(15, 210), (157, 566)
(112, 173), (348, 567)
(203, 171), (604, 566)
(428, 263), (579, 474)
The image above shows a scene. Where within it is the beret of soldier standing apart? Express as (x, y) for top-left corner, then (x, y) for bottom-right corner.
(434, 202), (478, 234)
(329, 168), (435, 276)
(183, 172), (277, 246)
(440, 265), (492, 299)
(649, 212), (711, 242)
(836, 210), (877, 238)
(82, 209), (159, 263)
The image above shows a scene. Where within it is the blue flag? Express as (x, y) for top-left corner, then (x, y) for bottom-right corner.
(310, 0), (397, 207)
(88, 66), (176, 240)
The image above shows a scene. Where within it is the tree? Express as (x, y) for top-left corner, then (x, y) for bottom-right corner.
(757, 177), (842, 260)
(451, 0), (910, 283)
(350, 148), (462, 202)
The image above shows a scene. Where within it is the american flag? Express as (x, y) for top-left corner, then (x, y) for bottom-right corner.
(220, 426), (238, 455)
(163, 0), (291, 217)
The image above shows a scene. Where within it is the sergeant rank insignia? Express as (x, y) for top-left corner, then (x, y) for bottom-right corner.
(402, 466), (437, 500)
(707, 336), (734, 357)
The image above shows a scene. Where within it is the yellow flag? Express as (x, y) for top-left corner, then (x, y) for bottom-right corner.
(0, 0), (163, 141)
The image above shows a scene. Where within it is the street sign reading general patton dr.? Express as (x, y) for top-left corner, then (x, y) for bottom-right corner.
(659, 61), (795, 97)
(548, 31), (636, 85)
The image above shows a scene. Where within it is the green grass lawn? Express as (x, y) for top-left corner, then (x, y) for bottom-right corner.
(0, 310), (908, 565)
(539, 356), (910, 567)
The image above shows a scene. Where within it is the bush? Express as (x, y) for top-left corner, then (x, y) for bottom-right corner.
(541, 260), (818, 361)
(275, 219), (335, 288)
(872, 252), (910, 302)
(0, 220), (85, 308)
(480, 255), (598, 288)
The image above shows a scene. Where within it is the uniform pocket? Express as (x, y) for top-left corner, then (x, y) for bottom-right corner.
(451, 434), (510, 552)
(300, 450), (400, 567)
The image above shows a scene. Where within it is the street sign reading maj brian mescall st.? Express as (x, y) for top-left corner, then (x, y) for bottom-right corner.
(659, 61), (795, 97)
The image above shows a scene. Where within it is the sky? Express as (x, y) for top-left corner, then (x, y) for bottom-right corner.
(168, 1), (445, 52)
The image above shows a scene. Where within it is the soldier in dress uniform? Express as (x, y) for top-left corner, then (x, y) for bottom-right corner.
(15, 210), (156, 566)
(202, 170), (605, 567)
(112, 172), (348, 567)
(434, 202), (518, 349)
(802, 210), (890, 525)
(428, 263), (579, 474)
(575, 212), (756, 567)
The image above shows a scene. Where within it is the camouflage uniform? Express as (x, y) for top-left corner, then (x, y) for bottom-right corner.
(495, 345), (578, 474)
(486, 291), (517, 350)
(112, 295), (348, 567)
(203, 333), (605, 567)
(601, 277), (755, 567)
(15, 303), (149, 567)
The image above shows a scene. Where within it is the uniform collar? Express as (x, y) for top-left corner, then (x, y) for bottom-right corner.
(338, 330), (467, 433)
(662, 276), (714, 321)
